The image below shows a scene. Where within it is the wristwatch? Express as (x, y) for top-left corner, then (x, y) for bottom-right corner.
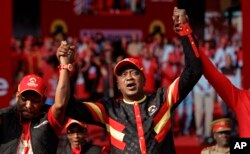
(58, 64), (73, 71)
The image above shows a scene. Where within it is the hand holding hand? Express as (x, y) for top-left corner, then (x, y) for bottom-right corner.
(56, 41), (75, 64)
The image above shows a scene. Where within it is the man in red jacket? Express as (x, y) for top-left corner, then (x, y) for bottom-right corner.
(173, 8), (250, 137)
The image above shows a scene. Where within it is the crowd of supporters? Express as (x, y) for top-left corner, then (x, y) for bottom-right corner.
(8, 16), (242, 147)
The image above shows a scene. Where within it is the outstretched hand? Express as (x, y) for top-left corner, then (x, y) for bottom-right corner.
(172, 7), (189, 33)
(56, 41), (75, 64)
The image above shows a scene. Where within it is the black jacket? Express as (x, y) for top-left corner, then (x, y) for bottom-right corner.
(0, 106), (59, 154)
(67, 33), (202, 154)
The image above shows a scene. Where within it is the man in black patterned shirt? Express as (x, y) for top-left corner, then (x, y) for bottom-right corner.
(65, 7), (202, 154)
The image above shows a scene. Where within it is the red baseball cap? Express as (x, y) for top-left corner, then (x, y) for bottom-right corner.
(114, 58), (144, 76)
(65, 118), (87, 129)
(211, 118), (231, 133)
(17, 74), (47, 97)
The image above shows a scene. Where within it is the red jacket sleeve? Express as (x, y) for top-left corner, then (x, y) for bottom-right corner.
(199, 50), (239, 110)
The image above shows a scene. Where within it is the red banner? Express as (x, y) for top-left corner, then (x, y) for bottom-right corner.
(241, 0), (250, 89)
(40, 0), (176, 39)
(0, 0), (12, 108)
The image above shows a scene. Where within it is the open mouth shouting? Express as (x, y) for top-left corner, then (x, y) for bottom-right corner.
(126, 82), (137, 90)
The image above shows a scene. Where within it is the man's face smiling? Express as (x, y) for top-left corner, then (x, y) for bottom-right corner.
(116, 66), (145, 101)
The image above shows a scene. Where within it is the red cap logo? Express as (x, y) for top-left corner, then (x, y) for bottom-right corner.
(114, 58), (144, 76)
(18, 74), (47, 97)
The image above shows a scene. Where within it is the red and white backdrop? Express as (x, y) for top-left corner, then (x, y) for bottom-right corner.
(0, 0), (250, 108)
(40, 0), (177, 39)
(39, 0), (250, 89)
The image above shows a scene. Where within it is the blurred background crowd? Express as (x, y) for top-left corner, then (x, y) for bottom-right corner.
(0, 0), (246, 153)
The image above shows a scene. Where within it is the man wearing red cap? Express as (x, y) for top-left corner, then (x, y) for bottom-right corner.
(0, 41), (75, 153)
(201, 118), (231, 154)
(65, 7), (202, 154)
(173, 8), (250, 138)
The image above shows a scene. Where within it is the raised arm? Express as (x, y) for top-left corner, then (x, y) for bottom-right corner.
(173, 7), (240, 110)
(168, 7), (202, 110)
(51, 41), (75, 124)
